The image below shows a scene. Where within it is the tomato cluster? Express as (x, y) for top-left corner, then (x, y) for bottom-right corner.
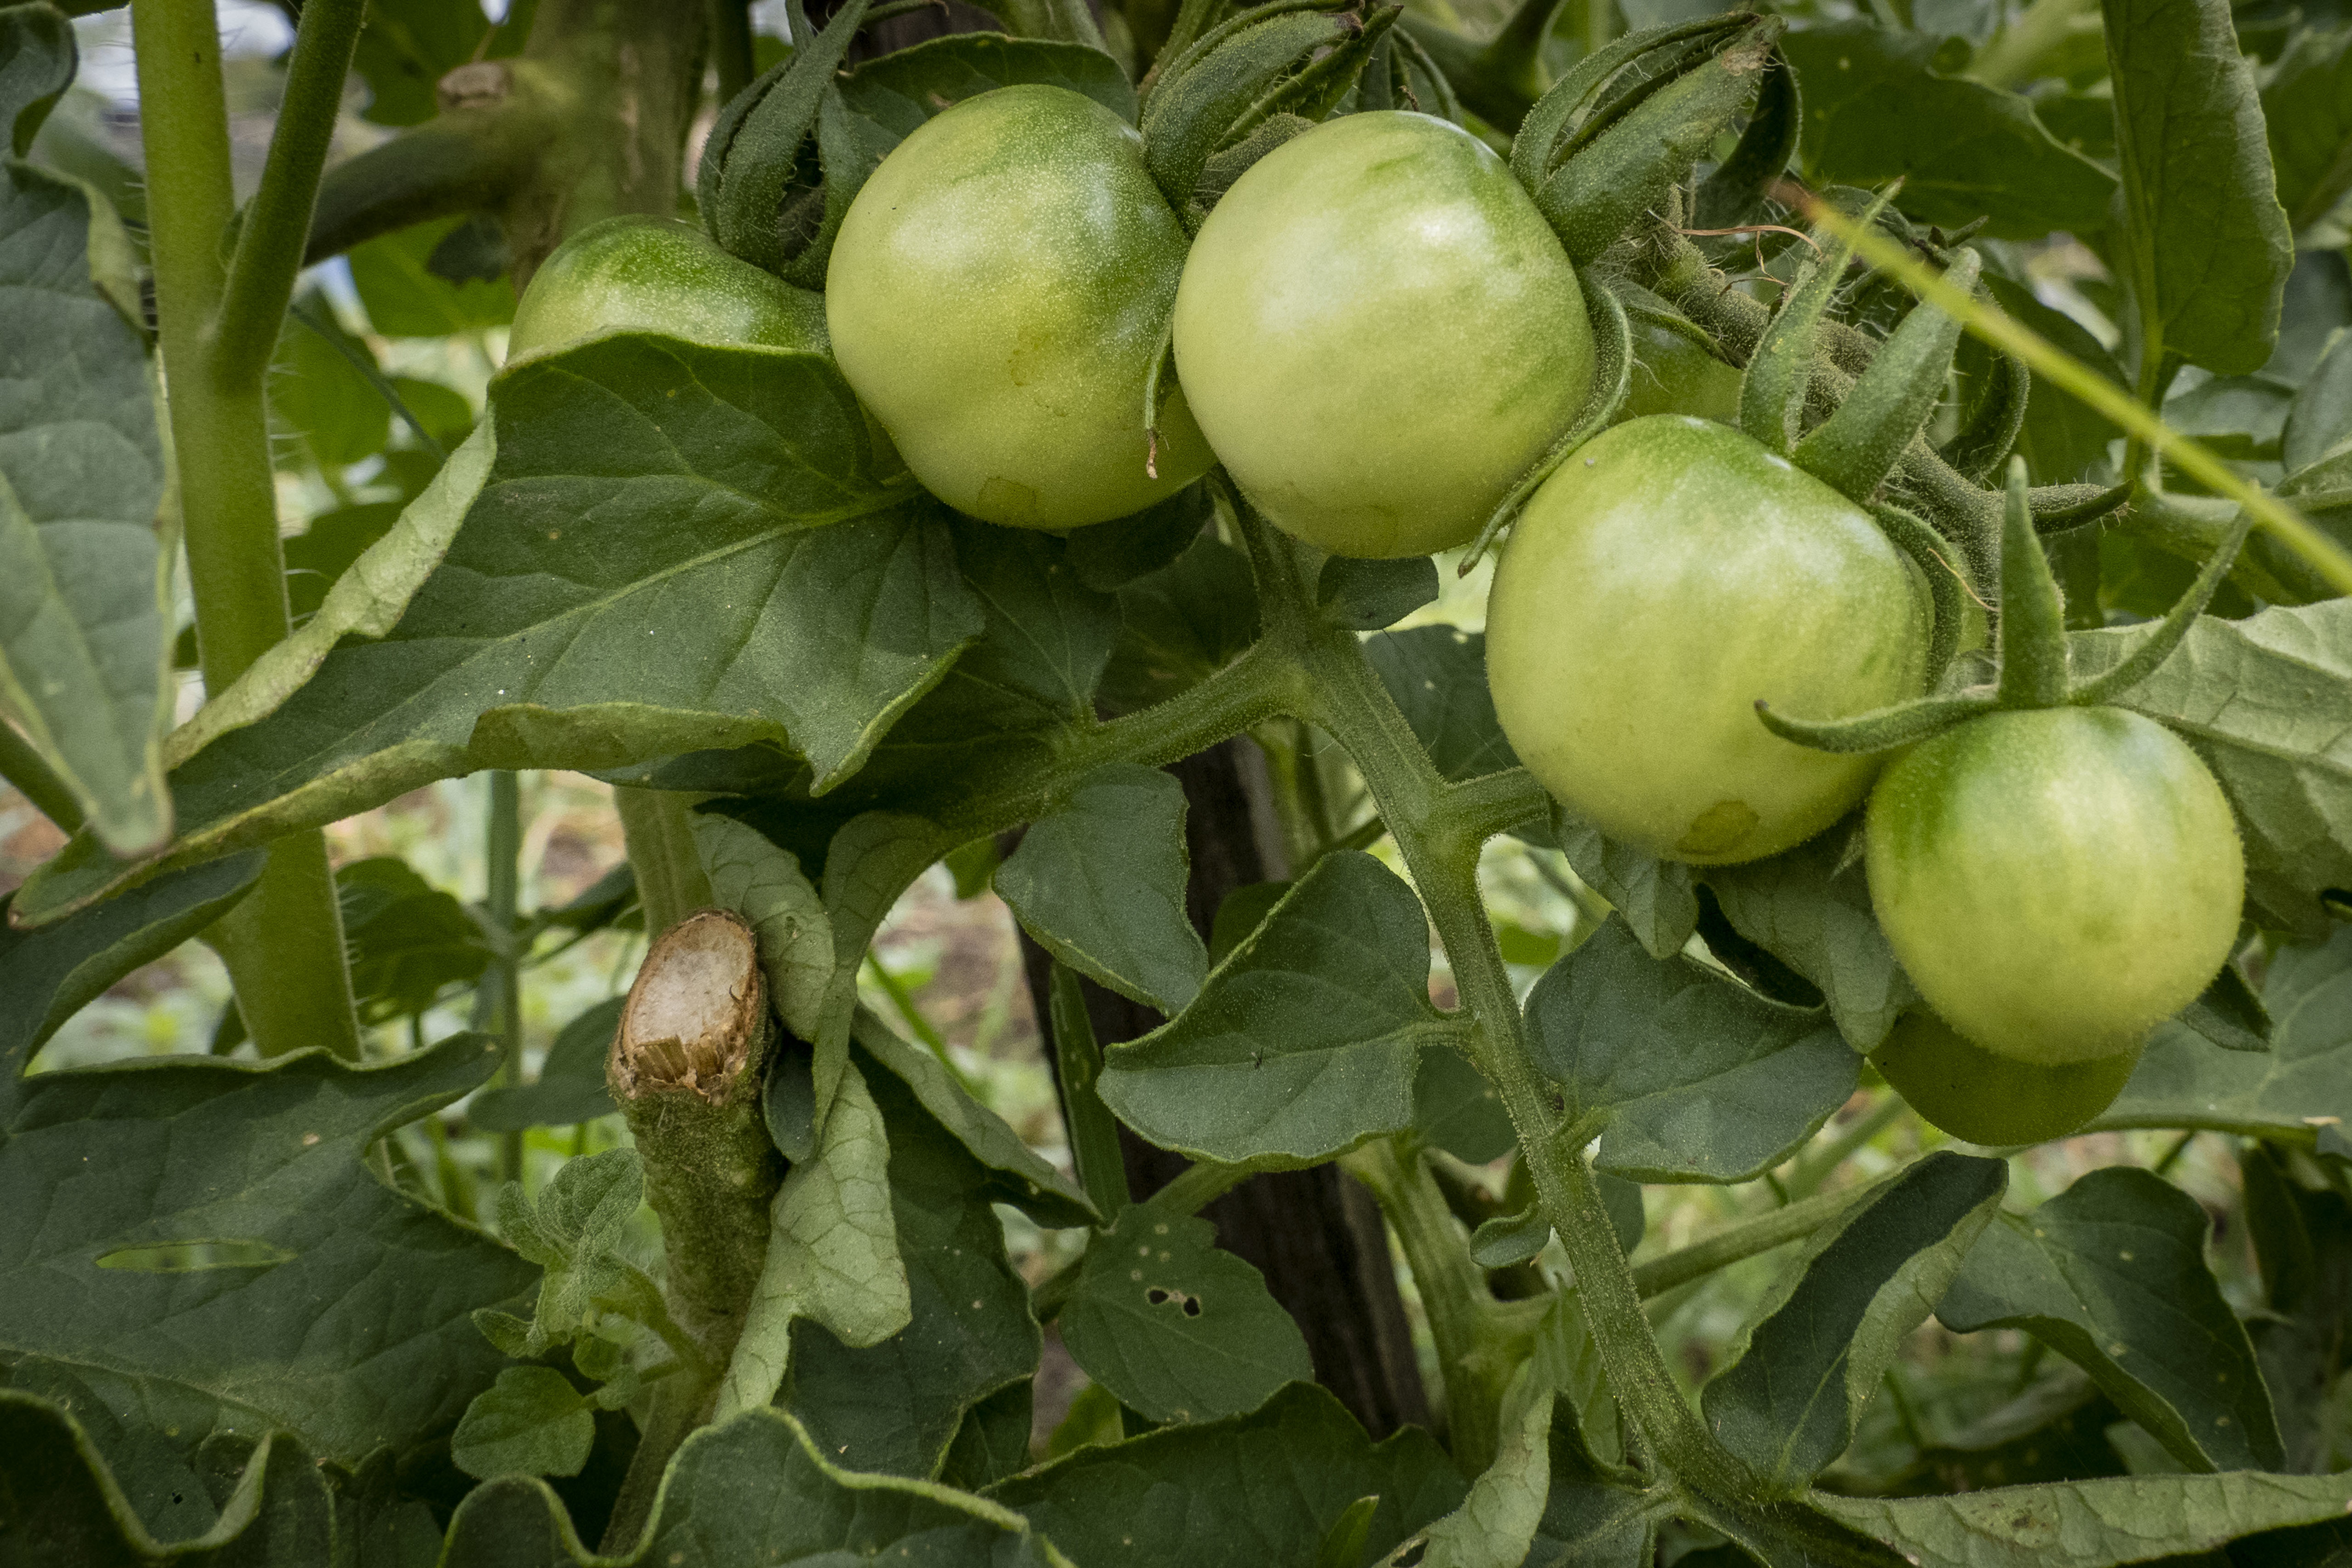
(516, 85), (2249, 1147)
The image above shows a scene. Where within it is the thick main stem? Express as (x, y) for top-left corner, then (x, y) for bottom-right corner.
(133, 0), (361, 1060)
(1241, 514), (1758, 1502)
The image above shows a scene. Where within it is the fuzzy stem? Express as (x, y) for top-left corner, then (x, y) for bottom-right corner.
(615, 787), (715, 936)
(133, 0), (360, 1061)
(1630, 1180), (1871, 1299)
(484, 771), (526, 1183)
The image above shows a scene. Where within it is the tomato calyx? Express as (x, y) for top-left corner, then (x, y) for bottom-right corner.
(1758, 457), (2253, 758)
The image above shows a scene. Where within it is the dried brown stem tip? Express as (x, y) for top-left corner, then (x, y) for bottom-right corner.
(612, 910), (769, 1103)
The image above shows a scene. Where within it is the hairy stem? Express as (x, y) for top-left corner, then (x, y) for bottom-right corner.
(1630, 1181), (1868, 1299)
(615, 787), (715, 936)
(483, 771), (526, 1183)
(133, 0), (360, 1059)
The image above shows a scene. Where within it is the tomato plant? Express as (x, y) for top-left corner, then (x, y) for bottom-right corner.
(1171, 110), (1595, 559)
(1487, 414), (1929, 864)
(4, 0), (2352, 1563)
(826, 83), (1213, 529)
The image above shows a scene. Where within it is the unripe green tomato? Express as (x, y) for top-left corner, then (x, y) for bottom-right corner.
(1872, 1009), (2138, 1146)
(1866, 706), (2245, 1065)
(825, 85), (1212, 530)
(1486, 416), (1929, 864)
(1171, 111), (1595, 559)
(508, 215), (829, 360)
(1619, 318), (1741, 424)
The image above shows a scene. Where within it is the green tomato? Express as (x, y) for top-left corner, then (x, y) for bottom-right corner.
(1171, 111), (1595, 559)
(1872, 1009), (2138, 1146)
(1619, 317), (1742, 424)
(825, 85), (1212, 530)
(508, 215), (828, 360)
(1866, 706), (2244, 1065)
(1486, 415), (1929, 864)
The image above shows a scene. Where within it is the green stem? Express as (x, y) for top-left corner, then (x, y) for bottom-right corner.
(1343, 1139), (1514, 1473)
(865, 953), (973, 1091)
(1050, 962), (1135, 1219)
(1781, 1093), (1908, 1202)
(1237, 505), (1758, 1501)
(0, 721), (84, 834)
(614, 787), (714, 937)
(484, 771), (526, 1183)
(1630, 1181), (1867, 1299)
(134, 0), (360, 1062)
(212, 0), (368, 387)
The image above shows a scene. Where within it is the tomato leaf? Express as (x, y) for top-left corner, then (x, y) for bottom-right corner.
(16, 336), (977, 927)
(1549, 810), (1701, 961)
(775, 1050), (1042, 1479)
(272, 293), (391, 471)
(1524, 919), (1857, 1183)
(1702, 1152), (2007, 1488)
(1781, 22), (2116, 238)
(0, 2), (74, 154)
(985, 1381), (1465, 1567)
(1938, 1166), (2285, 1473)
(1096, 851), (1463, 1167)
(2104, 0), (2293, 376)
(469, 997), (622, 1132)
(996, 763), (1210, 1014)
(1408, 1368), (1564, 1568)
(1097, 531), (1259, 715)
(441, 1407), (1054, 1565)
(2241, 1143), (2352, 1474)
(1366, 626), (1523, 783)
(0, 158), (173, 855)
(2263, 23), (2352, 238)
(2284, 331), (2352, 473)
(451, 1367), (594, 1481)
(1813, 1468), (2352, 1568)
(1059, 1196), (1312, 1426)
(1317, 554), (1439, 631)
(350, 216), (516, 336)
(1702, 826), (1917, 1054)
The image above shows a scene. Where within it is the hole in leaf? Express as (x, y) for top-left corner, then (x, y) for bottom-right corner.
(1144, 1285), (1204, 1317)
(1182, 1297), (1201, 1317)
(96, 1240), (296, 1273)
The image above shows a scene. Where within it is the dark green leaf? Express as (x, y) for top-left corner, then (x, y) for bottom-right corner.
(0, 1392), (336, 1566)
(2165, 373), (2292, 460)
(0, 1024), (534, 1465)
(855, 1009), (1096, 1227)
(2241, 1143), (2352, 1474)
(17, 336), (978, 925)
(1097, 532), (1259, 716)
(0, 0), (74, 154)
(441, 1407), (1058, 1566)
(350, 0), (496, 127)
(1529, 1398), (1656, 1566)
(1703, 826), (1915, 1053)
(1703, 1153), (2007, 1488)
(1938, 1166), (2285, 1472)
(1549, 810), (1700, 962)
(1471, 1206), (1551, 1269)
(451, 1367), (592, 1480)
(2284, 331), (2352, 472)
(1815, 1469), (2352, 1568)
(274, 294), (391, 471)
(1980, 269), (2126, 486)
(2178, 962), (2273, 1056)
(1097, 851), (1460, 1167)
(1414, 1041), (1515, 1165)
(468, 997), (621, 1132)
(2264, 23), (2352, 235)
(1060, 1197), (1312, 1426)
(839, 30), (1137, 137)
(987, 1381), (1465, 1568)
(350, 216), (516, 336)
(2069, 600), (2352, 935)
(940, 1381), (1036, 1494)
(2105, 0), (2295, 374)
(337, 856), (494, 1024)
(775, 1049), (1041, 1479)
(1208, 880), (1289, 968)
(1066, 483), (1212, 592)
(1366, 626), (1521, 783)
(997, 763), (1209, 1014)
(1317, 555), (1439, 631)
(0, 160), (172, 855)
(1524, 919), (1859, 1183)
(1782, 22), (2117, 238)
(1410, 1369), (1563, 1568)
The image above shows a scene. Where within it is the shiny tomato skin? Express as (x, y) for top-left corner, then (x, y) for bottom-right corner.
(1486, 415), (1930, 865)
(509, 216), (829, 360)
(1872, 1009), (2139, 1146)
(825, 85), (1212, 530)
(1866, 706), (2245, 1065)
(1171, 110), (1595, 559)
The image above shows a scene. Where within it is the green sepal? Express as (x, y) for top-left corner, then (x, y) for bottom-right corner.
(1793, 247), (1981, 503)
(2032, 480), (2133, 534)
(1457, 274), (1633, 573)
(1753, 690), (1995, 754)
(1691, 43), (1798, 230)
(697, 0), (873, 277)
(1507, 15), (1750, 192)
(1395, 0), (1562, 134)
(1738, 190), (1892, 456)
(1138, 0), (1363, 222)
(2067, 506), (2253, 708)
(1994, 458), (2071, 710)
(1938, 347), (2030, 485)
(1528, 21), (1781, 266)
(1870, 502), (1965, 694)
